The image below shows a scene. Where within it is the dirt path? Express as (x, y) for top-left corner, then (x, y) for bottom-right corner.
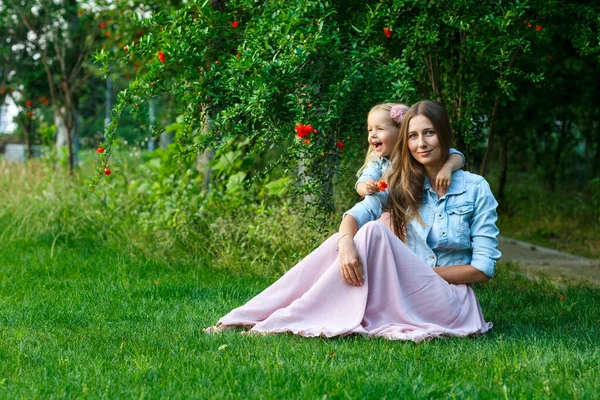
(498, 236), (600, 285)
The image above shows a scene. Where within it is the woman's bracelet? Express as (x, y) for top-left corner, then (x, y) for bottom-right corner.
(336, 233), (353, 251)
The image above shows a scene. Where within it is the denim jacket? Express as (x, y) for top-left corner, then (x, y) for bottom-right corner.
(344, 170), (501, 278)
(355, 148), (465, 189)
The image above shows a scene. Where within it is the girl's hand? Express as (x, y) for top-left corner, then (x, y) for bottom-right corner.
(364, 179), (380, 194)
(338, 236), (364, 286)
(435, 167), (452, 196)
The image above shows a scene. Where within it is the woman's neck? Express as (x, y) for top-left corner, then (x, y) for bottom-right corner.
(425, 163), (445, 195)
(425, 166), (440, 185)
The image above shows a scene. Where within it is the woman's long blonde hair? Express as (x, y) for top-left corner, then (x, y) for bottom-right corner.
(386, 101), (453, 241)
(356, 103), (406, 177)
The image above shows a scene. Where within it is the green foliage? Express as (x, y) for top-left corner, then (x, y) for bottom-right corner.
(93, 0), (600, 211)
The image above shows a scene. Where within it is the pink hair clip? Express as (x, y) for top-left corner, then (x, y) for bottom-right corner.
(390, 105), (409, 124)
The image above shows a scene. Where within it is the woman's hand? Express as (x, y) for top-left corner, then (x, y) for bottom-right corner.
(338, 236), (364, 286)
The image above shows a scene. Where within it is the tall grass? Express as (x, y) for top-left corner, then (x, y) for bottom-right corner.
(0, 158), (332, 275)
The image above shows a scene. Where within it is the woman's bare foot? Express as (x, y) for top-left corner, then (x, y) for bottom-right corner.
(203, 323), (231, 334)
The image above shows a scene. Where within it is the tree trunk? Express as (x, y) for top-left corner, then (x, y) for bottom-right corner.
(195, 112), (215, 190)
(55, 107), (79, 174)
(550, 120), (569, 192)
(105, 72), (113, 127)
(23, 117), (33, 159)
(479, 101), (498, 177)
(193, 0), (226, 189)
(497, 127), (509, 207)
(592, 121), (600, 177)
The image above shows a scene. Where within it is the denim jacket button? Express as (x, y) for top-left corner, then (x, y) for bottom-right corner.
(438, 213), (443, 219)
(442, 231), (447, 237)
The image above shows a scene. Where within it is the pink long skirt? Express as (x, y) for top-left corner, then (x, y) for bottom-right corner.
(218, 221), (492, 342)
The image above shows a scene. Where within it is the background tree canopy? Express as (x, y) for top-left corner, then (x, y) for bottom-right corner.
(2, 0), (599, 219)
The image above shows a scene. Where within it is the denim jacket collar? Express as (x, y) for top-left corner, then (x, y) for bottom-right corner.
(423, 169), (467, 198)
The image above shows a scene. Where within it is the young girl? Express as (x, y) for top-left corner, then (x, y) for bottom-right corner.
(355, 103), (464, 197)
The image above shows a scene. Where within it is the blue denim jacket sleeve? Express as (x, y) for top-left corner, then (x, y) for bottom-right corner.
(343, 192), (387, 228)
(470, 179), (501, 278)
(354, 160), (383, 189)
(449, 148), (465, 168)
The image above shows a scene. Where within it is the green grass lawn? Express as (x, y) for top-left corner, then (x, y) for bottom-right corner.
(1, 160), (599, 398)
(1, 230), (599, 398)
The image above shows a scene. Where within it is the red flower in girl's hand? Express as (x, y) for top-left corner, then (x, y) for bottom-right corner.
(383, 27), (392, 38)
(377, 180), (388, 192)
(157, 51), (166, 63)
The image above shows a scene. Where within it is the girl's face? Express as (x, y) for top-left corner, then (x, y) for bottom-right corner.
(367, 110), (399, 158)
(407, 114), (443, 168)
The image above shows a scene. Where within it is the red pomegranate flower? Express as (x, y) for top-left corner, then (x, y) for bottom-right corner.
(377, 180), (388, 191)
(104, 167), (111, 176)
(100, 21), (106, 29)
(336, 141), (346, 150)
(232, 21), (239, 28)
(536, 25), (542, 32)
(97, 147), (105, 153)
(296, 124), (313, 138)
(157, 51), (166, 63)
(383, 27), (392, 38)
(25, 100), (32, 107)
(304, 139), (310, 145)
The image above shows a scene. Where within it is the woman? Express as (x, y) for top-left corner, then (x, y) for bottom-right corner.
(205, 101), (501, 341)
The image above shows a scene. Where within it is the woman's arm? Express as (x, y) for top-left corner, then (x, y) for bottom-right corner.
(437, 178), (501, 284)
(339, 190), (388, 286)
(433, 265), (490, 284)
(337, 215), (364, 286)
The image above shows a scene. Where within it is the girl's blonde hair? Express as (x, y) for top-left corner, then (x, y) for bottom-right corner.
(356, 102), (407, 177)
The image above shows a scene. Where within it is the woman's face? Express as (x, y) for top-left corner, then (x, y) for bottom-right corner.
(407, 115), (443, 168)
(367, 109), (399, 158)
